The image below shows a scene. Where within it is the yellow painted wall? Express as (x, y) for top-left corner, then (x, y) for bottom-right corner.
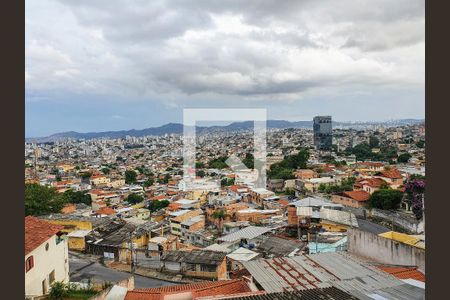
(68, 237), (86, 251)
(378, 231), (425, 249)
(320, 221), (348, 232)
(46, 219), (92, 233)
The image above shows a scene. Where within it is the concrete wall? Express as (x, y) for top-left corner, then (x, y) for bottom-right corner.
(370, 209), (423, 234)
(347, 228), (425, 272)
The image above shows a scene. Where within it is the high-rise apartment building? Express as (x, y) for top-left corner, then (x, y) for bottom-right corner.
(313, 116), (332, 150)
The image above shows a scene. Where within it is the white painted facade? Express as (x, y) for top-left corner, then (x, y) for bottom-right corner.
(25, 234), (69, 297)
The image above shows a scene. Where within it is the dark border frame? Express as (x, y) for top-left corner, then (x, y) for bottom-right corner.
(1, 0), (449, 299)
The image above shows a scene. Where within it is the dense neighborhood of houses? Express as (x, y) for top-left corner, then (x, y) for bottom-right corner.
(24, 120), (425, 299)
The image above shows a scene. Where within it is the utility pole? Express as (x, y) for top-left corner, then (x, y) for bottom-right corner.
(315, 228), (318, 254)
(129, 232), (135, 275)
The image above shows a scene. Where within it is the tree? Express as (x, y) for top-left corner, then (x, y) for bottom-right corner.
(368, 189), (403, 210)
(351, 143), (372, 161)
(25, 184), (67, 216)
(126, 193), (144, 205)
(196, 170), (206, 178)
(405, 179), (425, 220)
(79, 171), (92, 179)
(63, 190), (92, 205)
(211, 210), (228, 232)
(143, 178), (154, 187)
(221, 177), (235, 186)
(397, 153), (412, 163)
(125, 170), (137, 184)
(268, 149), (309, 180)
(208, 156), (229, 169)
(369, 136), (380, 148)
(242, 153), (254, 169)
(415, 140), (425, 148)
(148, 199), (170, 212)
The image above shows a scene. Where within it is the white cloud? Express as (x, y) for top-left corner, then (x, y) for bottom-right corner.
(25, 0), (424, 108)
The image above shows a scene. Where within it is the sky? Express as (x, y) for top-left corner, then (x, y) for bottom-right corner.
(25, 0), (425, 137)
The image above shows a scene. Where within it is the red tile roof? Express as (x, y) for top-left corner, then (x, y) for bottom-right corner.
(379, 168), (403, 179)
(95, 207), (116, 215)
(343, 190), (370, 202)
(277, 199), (289, 206)
(151, 195), (168, 201)
(229, 185), (248, 193)
(125, 280), (251, 300)
(377, 266), (425, 282)
(358, 177), (386, 188)
(25, 216), (63, 255)
(167, 202), (181, 211)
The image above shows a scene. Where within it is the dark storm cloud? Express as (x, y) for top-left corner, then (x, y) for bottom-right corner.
(27, 0), (424, 100)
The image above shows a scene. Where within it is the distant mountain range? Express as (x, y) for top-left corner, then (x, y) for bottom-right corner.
(26, 119), (424, 143)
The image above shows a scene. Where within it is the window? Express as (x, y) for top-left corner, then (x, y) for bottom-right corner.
(200, 264), (216, 272)
(45, 243), (49, 251)
(25, 256), (34, 272)
(56, 235), (64, 245)
(186, 263), (196, 271)
(49, 270), (55, 284)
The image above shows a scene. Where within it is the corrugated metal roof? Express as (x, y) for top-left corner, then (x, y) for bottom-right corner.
(242, 252), (418, 298)
(361, 283), (425, 300)
(218, 226), (273, 243)
(218, 287), (359, 300)
(227, 247), (260, 262)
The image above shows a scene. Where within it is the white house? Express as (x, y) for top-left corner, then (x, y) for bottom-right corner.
(25, 216), (69, 298)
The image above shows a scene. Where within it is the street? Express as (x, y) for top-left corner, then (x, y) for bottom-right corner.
(69, 254), (174, 289)
(356, 218), (390, 235)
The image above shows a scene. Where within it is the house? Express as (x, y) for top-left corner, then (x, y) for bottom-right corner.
(217, 226), (273, 251)
(356, 162), (385, 173)
(181, 215), (206, 242)
(376, 168), (404, 189)
(354, 177), (386, 194)
(89, 174), (111, 186)
(331, 190), (371, 208)
(170, 209), (203, 236)
(107, 179), (126, 188)
(287, 197), (342, 226)
(94, 206), (116, 217)
(25, 216), (69, 298)
(244, 188), (275, 207)
(235, 209), (281, 223)
(302, 177), (336, 193)
(85, 220), (151, 263)
(148, 236), (178, 258)
(160, 249), (228, 280)
(294, 169), (318, 180)
(256, 235), (305, 257)
(267, 179), (284, 192)
(66, 230), (91, 251)
(124, 279), (253, 300)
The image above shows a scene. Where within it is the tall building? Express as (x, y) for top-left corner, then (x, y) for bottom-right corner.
(313, 116), (332, 150)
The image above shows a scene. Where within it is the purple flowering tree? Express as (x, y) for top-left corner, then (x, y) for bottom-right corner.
(405, 179), (425, 220)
